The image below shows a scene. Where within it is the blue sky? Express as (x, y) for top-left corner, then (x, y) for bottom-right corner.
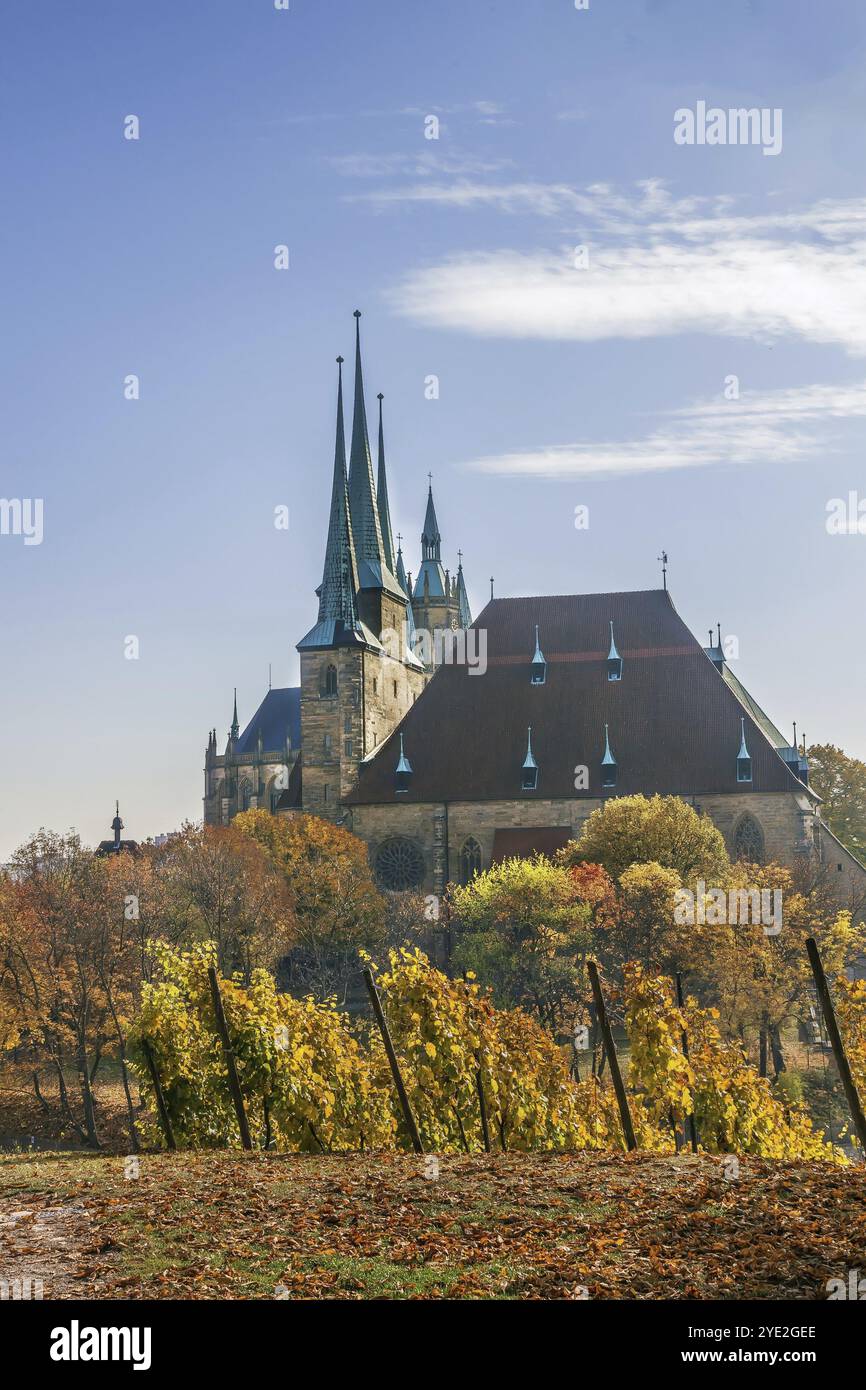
(2, 0), (866, 857)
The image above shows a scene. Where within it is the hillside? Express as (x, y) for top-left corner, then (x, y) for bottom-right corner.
(1, 1150), (863, 1300)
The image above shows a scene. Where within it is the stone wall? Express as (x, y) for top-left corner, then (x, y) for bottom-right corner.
(346, 791), (866, 903)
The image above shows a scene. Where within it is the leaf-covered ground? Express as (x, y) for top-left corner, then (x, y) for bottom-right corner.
(1, 1150), (864, 1300)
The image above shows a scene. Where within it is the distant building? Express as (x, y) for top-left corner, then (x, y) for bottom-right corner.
(95, 802), (139, 858)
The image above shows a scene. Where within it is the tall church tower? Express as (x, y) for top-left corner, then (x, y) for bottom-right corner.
(297, 314), (426, 820)
(411, 481), (472, 655)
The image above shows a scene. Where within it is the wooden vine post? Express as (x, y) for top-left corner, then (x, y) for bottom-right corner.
(141, 1038), (176, 1152)
(207, 965), (253, 1152)
(363, 966), (424, 1154)
(587, 960), (637, 1152)
(675, 972), (699, 1154)
(475, 1069), (492, 1153)
(806, 938), (866, 1158)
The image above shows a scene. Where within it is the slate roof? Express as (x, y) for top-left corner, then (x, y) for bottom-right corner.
(345, 589), (813, 806)
(236, 688), (301, 754)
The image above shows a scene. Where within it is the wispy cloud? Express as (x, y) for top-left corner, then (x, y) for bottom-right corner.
(329, 151), (513, 179)
(463, 381), (866, 480)
(383, 188), (866, 355)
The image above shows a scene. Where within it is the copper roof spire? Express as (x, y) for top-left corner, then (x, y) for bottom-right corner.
(376, 392), (396, 574)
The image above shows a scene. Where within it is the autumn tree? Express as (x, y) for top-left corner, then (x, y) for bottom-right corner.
(449, 855), (592, 1034)
(700, 860), (865, 1076)
(233, 810), (385, 1002)
(559, 794), (730, 887)
(1, 831), (146, 1147)
(151, 822), (293, 981)
(807, 743), (866, 863)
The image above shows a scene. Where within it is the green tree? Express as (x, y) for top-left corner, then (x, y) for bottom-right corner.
(449, 855), (592, 1034)
(559, 794), (730, 887)
(806, 743), (866, 862)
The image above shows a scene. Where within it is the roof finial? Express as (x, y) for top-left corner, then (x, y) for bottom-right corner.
(231, 687), (239, 739)
(490, 576), (494, 600)
(657, 550), (668, 590)
(268, 663), (272, 691)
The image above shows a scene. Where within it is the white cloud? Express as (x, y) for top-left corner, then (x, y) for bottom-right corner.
(329, 152), (513, 179)
(377, 183), (866, 356)
(463, 381), (866, 480)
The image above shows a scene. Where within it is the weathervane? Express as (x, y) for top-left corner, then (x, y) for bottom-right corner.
(658, 550), (668, 591)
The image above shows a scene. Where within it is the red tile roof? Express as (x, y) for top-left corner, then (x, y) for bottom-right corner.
(345, 590), (806, 805)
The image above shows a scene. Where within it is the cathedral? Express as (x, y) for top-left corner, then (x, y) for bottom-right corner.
(204, 313), (866, 910)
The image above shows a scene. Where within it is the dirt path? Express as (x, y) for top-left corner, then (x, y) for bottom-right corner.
(0, 1197), (95, 1300)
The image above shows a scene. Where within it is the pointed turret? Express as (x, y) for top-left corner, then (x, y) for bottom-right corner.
(530, 625), (546, 685)
(395, 733), (413, 794)
(521, 726), (539, 790)
(421, 481), (441, 561)
(230, 688), (240, 741)
(607, 621), (623, 681)
(737, 717), (752, 783)
(111, 800), (123, 852)
(396, 534), (418, 648)
(376, 393), (396, 574)
(299, 357), (367, 651)
(347, 312), (398, 595)
(601, 723), (617, 789)
(456, 552), (472, 629)
(413, 478), (448, 603)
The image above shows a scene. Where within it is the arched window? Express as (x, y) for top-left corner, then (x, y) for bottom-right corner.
(734, 814), (765, 864)
(324, 664), (338, 697)
(374, 837), (425, 891)
(459, 837), (482, 885)
(239, 779), (252, 811)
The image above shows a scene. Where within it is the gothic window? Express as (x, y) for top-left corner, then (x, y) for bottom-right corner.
(324, 664), (338, 697)
(459, 837), (482, 885)
(344, 714), (352, 734)
(344, 738), (353, 758)
(323, 733), (332, 754)
(734, 814), (765, 864)
(240, 780), (252, 811)
(374, 837), (425, 891)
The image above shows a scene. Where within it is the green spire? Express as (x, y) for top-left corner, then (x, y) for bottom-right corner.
(456, 552), (471, 627)
(315, 356), (360, 630)
(376, 392), (396, 574)
(422, 477), (441, 561)
(230, 688), (239, 740)
(348, 311), (388, 586)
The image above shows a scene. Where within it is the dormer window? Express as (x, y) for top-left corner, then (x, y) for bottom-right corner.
(607, 621), (623, 682)
(601, 723), (617, 789)
(737, 718), (752, 783)
(530, 625), (546, 685)
(395, 734), (412, 794)
(521, 726), (539, 790)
